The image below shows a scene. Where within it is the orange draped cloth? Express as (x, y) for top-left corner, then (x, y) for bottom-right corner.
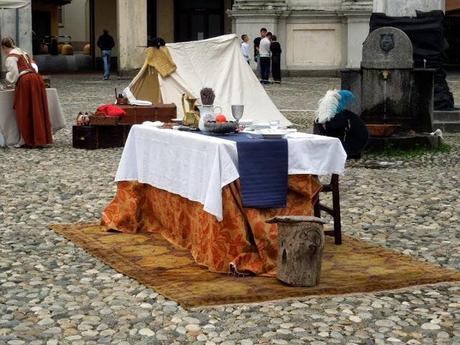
(102, 175), (321, 276)
(11, 53), (52, 147)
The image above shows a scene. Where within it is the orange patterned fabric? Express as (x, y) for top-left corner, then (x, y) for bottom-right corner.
(102, 175), (321, 275)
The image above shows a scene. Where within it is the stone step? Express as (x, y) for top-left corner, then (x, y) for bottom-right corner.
(432, 110), (460, 122)
(432, 121), (460, 133)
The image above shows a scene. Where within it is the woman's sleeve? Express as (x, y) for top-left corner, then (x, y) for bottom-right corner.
(5, 56), (19, 83)
(31, 62), (39, 73)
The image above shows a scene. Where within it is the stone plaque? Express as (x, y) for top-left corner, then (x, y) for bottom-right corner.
(361, 27), (413, 69)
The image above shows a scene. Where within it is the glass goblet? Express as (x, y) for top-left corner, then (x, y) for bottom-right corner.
(231, 105), (244, 125)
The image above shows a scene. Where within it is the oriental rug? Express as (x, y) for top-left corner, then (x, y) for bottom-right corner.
(49, 223), (460, 309)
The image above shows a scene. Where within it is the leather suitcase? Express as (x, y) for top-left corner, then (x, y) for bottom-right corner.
(72, 125), (130, 149)
(73, 125), (99, 149)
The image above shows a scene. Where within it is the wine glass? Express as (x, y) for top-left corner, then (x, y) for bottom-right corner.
(231, 105), (244, 125)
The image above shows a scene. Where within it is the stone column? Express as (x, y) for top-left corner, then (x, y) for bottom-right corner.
(373, 0), (445, 16)
(0, 1), (32, 74)
(117, 0), (147, 73)
(342, 1), (372, 68)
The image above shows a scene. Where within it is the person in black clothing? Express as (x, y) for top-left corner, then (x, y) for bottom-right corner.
(97, 29), (115, 80)
(253, 28), (267, 75)
(313, 110), (369, 159)
(270, 35), (282, 84)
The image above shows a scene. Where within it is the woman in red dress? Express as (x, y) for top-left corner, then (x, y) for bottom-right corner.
(1, 37), (52, 148)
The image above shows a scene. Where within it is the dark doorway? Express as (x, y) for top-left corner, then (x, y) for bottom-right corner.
(32, 10), (52, 41)
(445, 11), (460, 68)
(147, 0), (157, 44)
(174, 0), (224, 42)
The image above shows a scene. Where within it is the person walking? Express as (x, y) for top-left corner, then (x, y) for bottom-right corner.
(241, 34), (251, 64)
(1, 37), (52, 148)
(270, 35), (282, 84)
(97, 29), (115, 80)
(259, 32), (272, 84)
(253, 28), (267, 76)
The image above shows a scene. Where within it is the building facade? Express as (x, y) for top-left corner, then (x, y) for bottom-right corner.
(229, 0), (372, 72)
(2, 0), (460, 74)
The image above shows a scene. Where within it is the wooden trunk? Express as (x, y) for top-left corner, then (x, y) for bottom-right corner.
(117, 104), (177, 125)
(267, 216), (325, 287)
(72, 125), (129, 150)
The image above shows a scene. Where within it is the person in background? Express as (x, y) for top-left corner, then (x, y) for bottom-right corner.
(253, 28), (267, 76)
(270, 35), (282, 84)
(1, 37), (52, 148)
(97, 29), (115, 80)
(240, 34), (251, 64)
(259, 31), (272, 84)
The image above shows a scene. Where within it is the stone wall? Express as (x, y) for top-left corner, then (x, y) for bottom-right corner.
(373, 0), (445, 16)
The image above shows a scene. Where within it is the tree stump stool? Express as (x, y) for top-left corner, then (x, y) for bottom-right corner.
(267, 216), (326, 287)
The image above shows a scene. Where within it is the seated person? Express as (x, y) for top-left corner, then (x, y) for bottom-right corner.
(313, 90), (368, 159)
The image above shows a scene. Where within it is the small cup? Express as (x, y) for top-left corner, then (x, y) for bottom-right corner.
(270, 120), (280, 129)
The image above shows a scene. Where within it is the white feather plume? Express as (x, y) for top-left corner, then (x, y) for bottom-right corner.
(315, 89), (340, 124)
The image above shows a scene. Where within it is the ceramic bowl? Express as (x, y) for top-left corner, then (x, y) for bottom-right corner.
(366, 124), (401, 137)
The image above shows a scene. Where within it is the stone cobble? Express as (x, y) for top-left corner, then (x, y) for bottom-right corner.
(0, 74), (459, 344)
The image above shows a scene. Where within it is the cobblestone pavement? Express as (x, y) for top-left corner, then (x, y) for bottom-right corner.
(0, 74), (459, 345)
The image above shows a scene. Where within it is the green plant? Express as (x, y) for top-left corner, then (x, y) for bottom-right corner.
(365, 142), (451, 159)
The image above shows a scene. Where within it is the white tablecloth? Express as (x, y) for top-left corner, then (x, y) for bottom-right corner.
(0, 88), (66, 147)
(115, 124), (347, 221)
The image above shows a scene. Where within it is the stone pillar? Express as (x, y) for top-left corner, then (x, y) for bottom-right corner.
(0, 3), (32, 53)
(0, 1), (32, 74)
(373, 0), (445, 16)
(340, 1), (372, 68)
(117, 0), (148, 72)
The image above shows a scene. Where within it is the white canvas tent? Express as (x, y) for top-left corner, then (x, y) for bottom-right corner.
(129, 34), (291, 126)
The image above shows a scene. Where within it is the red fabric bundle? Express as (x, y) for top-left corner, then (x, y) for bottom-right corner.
(96, 104), (126, 117)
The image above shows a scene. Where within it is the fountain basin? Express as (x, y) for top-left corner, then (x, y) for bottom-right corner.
(366, 124), (401, 137)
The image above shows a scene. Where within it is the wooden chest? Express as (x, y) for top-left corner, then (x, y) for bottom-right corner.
(118, 104), (176, 125)
(72, 125), (129, 150)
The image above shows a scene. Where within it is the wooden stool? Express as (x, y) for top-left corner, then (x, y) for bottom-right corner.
(314, 174), (342, 245)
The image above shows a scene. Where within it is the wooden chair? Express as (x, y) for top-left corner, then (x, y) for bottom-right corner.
(314, 174), (342, 245)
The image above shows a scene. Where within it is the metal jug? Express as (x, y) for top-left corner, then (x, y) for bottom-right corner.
(181, 94), (200, 128)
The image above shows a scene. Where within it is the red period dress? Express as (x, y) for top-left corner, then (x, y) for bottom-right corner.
(9, 52), (53, 147)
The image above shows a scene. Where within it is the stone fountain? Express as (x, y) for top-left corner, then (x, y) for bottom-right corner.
(342, 26), (440, 150)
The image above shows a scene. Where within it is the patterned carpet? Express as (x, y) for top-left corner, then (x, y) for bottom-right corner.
(50, 223), (460, 309)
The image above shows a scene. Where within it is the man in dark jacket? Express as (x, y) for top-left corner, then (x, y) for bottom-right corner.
(97, 29), (115, 80)
(270, 35), (282, 83)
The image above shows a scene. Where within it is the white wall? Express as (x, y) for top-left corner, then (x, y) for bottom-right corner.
(373, 0), (445, 16)
(58, 0), (89, 43)
(287, 0), (342, 10)
(285, 22), (345, 69)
